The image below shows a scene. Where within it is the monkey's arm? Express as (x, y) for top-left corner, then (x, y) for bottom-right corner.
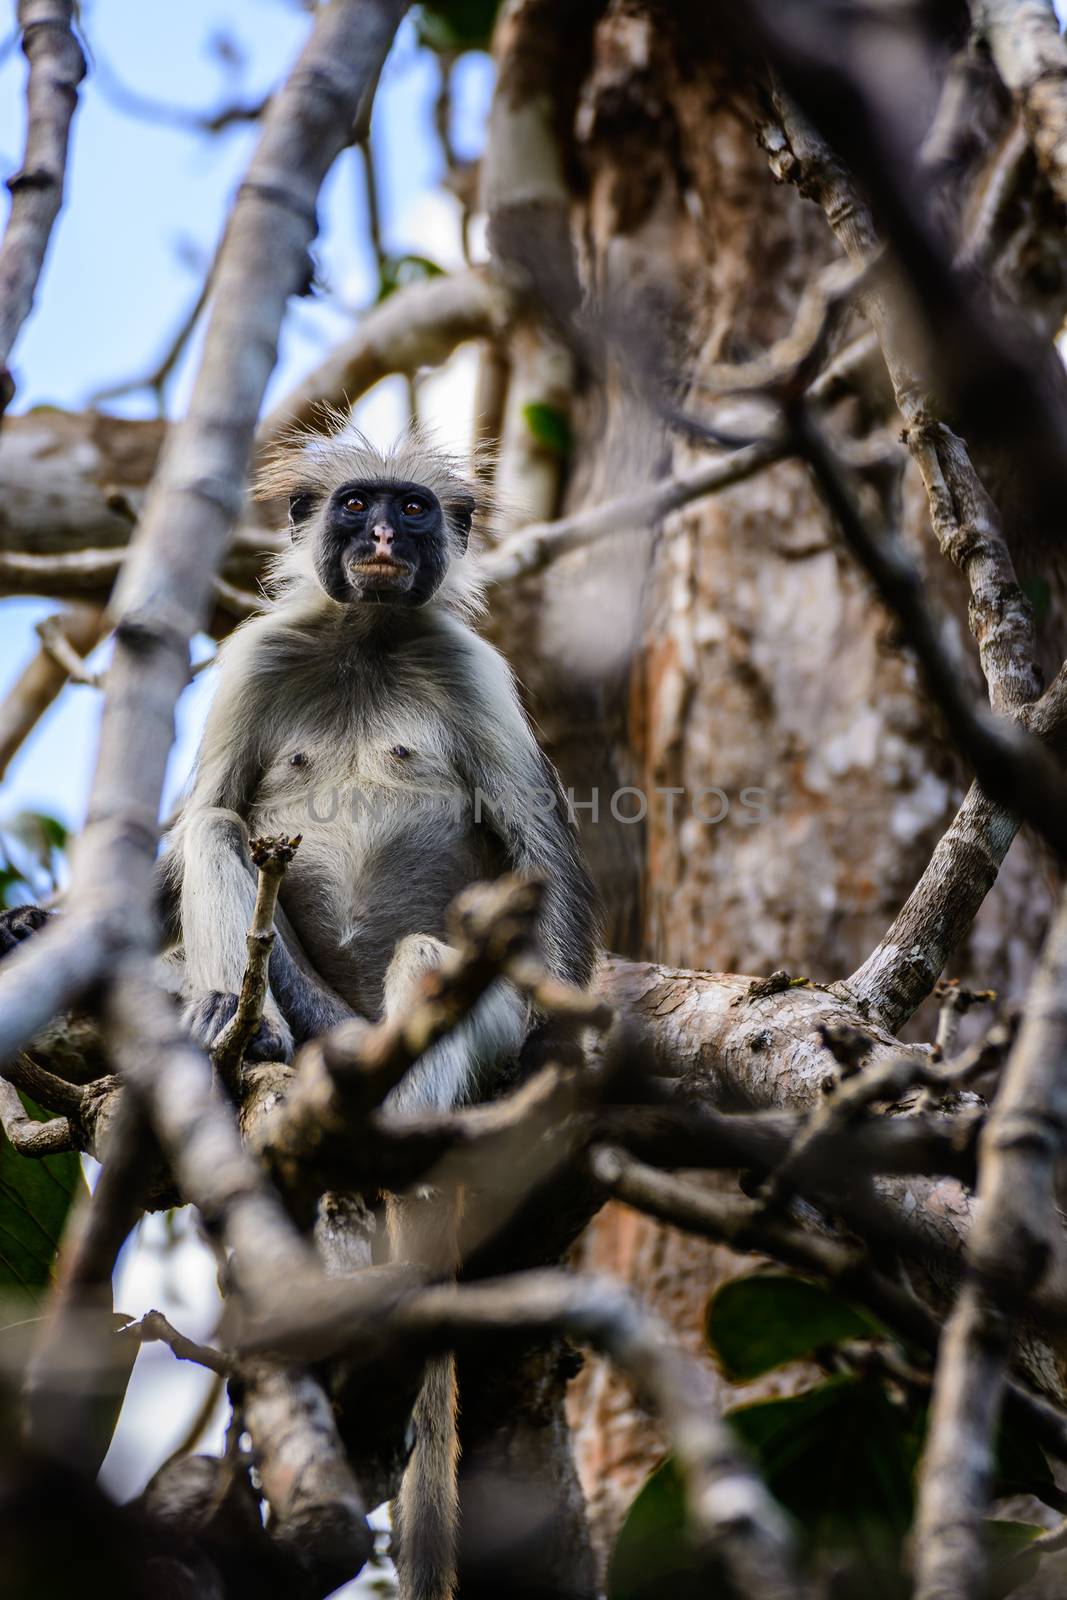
(456, 644), (600, 989)
(162, 629), (354, 1058)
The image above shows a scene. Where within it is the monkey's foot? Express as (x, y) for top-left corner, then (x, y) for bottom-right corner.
(184, 990), (294, 1064)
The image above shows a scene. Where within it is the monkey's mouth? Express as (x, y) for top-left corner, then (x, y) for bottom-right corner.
(347, 557), (413, 585)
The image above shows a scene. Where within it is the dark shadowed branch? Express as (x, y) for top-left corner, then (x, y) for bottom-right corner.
(913, 883), (1067, 1599)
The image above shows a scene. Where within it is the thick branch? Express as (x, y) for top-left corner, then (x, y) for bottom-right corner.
(978, 0), (1067, 208)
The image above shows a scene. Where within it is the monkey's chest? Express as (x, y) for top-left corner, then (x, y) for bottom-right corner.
(250, 735), (499, 1010)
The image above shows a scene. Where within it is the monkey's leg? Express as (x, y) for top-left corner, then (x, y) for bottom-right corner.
(381, 933), (529, 1114)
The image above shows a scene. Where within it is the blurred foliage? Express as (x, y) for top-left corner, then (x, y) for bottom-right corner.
(705, 1272), (876, 1382)
(376, 251), (446, 303)
(0, 1095), (83, 1299)
(607, 1457), (704, 1600)
(415, 0), (500, 53)
(609, 1272), (1048, 1600)
(0, 811), (68, 909)
(522, 400), (572, 457)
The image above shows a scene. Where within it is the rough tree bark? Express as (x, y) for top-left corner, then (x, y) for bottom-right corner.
(475, 3), (1060, 1560)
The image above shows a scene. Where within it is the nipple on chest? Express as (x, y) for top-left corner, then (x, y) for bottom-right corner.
(289, 752), (309, 769)
(390, 745), (412, 761)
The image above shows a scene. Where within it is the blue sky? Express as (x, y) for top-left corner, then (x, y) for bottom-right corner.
(0, 0), (492, 835)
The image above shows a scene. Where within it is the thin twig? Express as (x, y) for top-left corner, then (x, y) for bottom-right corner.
(34, 612), (103, 688)
(125, 1309), (230, 1376)
(212, 834), (300, 1093)
(482, 436), (788, 583)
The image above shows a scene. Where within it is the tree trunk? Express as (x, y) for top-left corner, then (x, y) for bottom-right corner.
(483, 1), (1055, 1566)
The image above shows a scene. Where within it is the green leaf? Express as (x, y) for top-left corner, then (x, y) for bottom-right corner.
(522, 401), (572, 458)
(415, 0), (500, 52)
(376, 252), (446, 303)
(607, 1457), (709, 1600)
(83, 1313), (142, 1479)
(705, 1273), (876, 1381)
(0, 868), (34, 909)
(729, 1376), (918, 1597)
(0, 1094), (83, 1298)
(983, 1521), (1043, 1600)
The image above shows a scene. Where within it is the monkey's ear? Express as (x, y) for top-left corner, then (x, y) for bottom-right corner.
(288, 491), (318, 537)
(450, 492), (476, 552)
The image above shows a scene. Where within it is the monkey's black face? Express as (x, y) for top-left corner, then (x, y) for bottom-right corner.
(311, 481), (455, 608)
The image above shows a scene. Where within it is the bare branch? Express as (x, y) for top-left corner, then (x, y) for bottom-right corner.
(212, 834), (301, 1093)
(105, 960), (372, 1579)
(0, 1), (86, 415)
(914, 882), (1067, 1600)
(33, 611), (104, 687)
(87, 258), (215, 413)
(243, 1267), (802, 1600)
(126, 1309), (230, 1377)
(238, 1358), (372, 1585)
(788, 405), (1067, 852)
(0, 1076), (72, 1155)
(482, 437), (787, 583)
(90, 48), (269, 138)
(977, 0), (1067, 207)
(764, 96), (1043, 719)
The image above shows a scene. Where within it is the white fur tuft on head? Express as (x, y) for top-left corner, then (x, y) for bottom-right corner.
(255, 405), (493, 619)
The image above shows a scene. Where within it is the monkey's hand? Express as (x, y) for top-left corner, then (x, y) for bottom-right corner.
(0, 904), (56, 959)
(182, 991), (294, 1064)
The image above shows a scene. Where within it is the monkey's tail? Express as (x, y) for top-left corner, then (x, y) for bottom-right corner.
(394, 1351), (459, 1600)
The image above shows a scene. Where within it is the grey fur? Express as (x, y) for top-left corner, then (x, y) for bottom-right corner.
(161, 423), (598, 1088)
(158, 422), (599, 1600)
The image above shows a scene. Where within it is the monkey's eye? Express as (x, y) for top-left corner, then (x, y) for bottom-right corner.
(401, 498), (425, 518)
(342, 494), (366, 514)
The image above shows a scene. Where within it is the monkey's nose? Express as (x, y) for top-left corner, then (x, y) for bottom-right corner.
(371, 523), (395, 553)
